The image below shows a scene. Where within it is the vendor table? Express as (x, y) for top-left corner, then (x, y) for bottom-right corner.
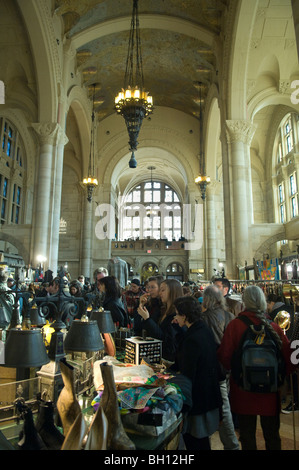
(0, 385), (184, 451)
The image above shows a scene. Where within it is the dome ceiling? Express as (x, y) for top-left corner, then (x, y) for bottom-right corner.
(54, 0), (229, 121)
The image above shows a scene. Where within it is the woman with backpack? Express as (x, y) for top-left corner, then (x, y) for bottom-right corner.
(218, 285), (294, 450)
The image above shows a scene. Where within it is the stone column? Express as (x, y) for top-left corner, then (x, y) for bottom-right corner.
(80, 194), (93, 279)
(206, 182), (218, 279)
(185, 184), (206, 277)
(32, 122), (59, 268)
(220, 128), (234, 278)
(48, 126), (68, 275)
(225, 120), (256, 276)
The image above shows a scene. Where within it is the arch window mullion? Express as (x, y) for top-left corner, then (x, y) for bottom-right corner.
(290, 172), (298, 218)
(122, 181), (181, 241)
(0, 118), (25, 225)
(274, 113), (299, 224)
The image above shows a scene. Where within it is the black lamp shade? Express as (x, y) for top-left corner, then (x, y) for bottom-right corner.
(4, 329), (50, 368)
(90, 309), (115, 333)
(64, 320), (104, 352)
(30, 306), (47, 327)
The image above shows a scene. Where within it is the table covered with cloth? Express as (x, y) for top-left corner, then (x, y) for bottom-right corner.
(92, 357), (192, 436)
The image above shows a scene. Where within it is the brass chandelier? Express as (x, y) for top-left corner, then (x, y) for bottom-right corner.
(194, 81), (210, 200)
(115, 0), (153, 168)
(83, 83), (98, 202)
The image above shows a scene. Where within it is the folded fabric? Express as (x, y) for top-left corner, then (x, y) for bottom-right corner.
(118, 387), (160, 410)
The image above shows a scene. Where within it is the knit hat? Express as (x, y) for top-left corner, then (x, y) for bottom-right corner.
(131, 278), (140, 286)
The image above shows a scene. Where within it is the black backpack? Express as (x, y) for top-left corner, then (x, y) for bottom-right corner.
(231, 316), (286, 393)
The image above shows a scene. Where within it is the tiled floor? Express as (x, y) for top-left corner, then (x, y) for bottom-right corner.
(210, 408), (299, 450)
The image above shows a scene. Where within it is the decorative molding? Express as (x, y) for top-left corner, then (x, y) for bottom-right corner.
(225, 120), (257, 145)
(279, 80), (291, 95)
(37, 0), (62, 84)
(31, 122), (59, 146)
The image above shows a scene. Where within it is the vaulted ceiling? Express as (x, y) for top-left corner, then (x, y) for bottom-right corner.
(54, 0), (229, 121)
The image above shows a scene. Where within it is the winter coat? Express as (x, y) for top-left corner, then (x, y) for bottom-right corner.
(102, 296), (128, 327)
(172, 320), (222, 416)
(217, 310), (294, 416)
(142, 312), (184, 362)
(200, 306), (234, 346)
(134, 296), (162, 336)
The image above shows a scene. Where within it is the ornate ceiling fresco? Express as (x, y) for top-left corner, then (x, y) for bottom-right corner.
(54, 0), (229, 121)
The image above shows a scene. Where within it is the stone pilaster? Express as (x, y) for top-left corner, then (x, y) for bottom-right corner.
(48, 126), (69, 275)
(206, 181), (218, 279)
(80, 195), (93, 279)
(31, 122), (59, 269)
(225, 119), (256, 273)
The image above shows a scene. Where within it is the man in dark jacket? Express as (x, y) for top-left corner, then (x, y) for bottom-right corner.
(213, 278), (244, 316)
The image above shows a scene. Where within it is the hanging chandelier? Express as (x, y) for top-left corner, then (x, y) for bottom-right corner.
(115, 0), (153, 169)
(194, 81), (210, 200)
(83, 83), (98, 202)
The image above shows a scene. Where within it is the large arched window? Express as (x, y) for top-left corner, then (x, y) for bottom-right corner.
(274, 113), (298, 224)
(0, 118), (25, 225)
(119, 181), (182, 241)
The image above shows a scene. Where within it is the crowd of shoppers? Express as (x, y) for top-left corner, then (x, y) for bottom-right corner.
(1, 265), (298, 451)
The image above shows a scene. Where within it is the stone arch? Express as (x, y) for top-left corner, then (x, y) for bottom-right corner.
(227, 0), (259, 119)
(72, 14), (215, 51)
(166, 261), (185, 280)
(141, 261), (160, 282)
(17, 0), (61, 122)
(99, 108), (200, 203)
(66, 86), (91, 180)
(254, 231), (286, 260)
(205, 92), (221, 181)
(0, 232), (30, 265)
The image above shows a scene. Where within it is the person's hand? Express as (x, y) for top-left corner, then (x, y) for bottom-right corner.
(137, 304), (150, 320)
(139, 293), (150, 306)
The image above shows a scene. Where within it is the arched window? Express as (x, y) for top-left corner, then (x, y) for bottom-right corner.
(0, 118), (25, 225)
(141, 262), (159, 283)
(166, 262), (184, 281)
(276, 113), (295, 163)
(273, 113), (299, 224)
(120, 181), (182, 241)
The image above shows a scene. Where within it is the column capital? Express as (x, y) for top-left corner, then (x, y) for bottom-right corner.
(225, 119), (257, 145)
(32, 122), (68, 146)
(32, 122), (59, 145)
(56, 125), (69, 146)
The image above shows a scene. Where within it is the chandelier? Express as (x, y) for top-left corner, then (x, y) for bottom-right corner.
(194, 81), (210, 200)
(83, 83), (98, 202)
(115, 0), (153, 168)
